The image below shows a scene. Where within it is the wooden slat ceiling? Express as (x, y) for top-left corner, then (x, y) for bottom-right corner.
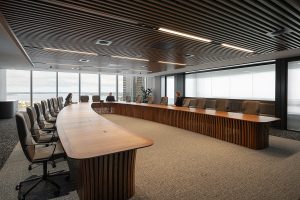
(0, 0), (300, 75)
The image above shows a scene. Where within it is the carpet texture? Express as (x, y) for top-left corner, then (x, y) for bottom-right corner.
(0, 114), (300, 200)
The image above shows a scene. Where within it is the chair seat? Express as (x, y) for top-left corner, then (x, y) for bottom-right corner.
(46, 117), (56, 123)
(37, 131), (58, 143)
(44, 122), (55, 129)
(34, 141), (65, 161)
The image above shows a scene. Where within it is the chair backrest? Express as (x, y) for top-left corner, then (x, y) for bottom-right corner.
(47, 99), (55, 115)
(215, 99), (231, 112)
(26, 106), (41, 141)
(136, 96), (142, 103)
(41, 100), (52, 121)
(34, 103), (47, 128)
(57, 97), (64, 110)
(242, 100), (260, 115)
(160, 97), (168, 105)
(259, 102), (275, 116)
(92, 95), (100, 102)
(52, 98), (60, 112)
(147, 96), (154, 104)
(182, 98), (191, 107)
(15, 112), (35, 162)
(196, 99), (206, 109)
(80, 95), (89, 102)
(188, 99), (197, 108)
(126, 96), (131, 102)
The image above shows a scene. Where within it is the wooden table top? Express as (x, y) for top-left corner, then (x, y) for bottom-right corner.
(103, 102), (280, 123)
(56, 103), (153, 159)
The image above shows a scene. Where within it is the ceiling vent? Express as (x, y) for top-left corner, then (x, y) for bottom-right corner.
(266, 28), (292, 37)
(95, 39), (112, 46)
(185, 54), (194, 58)
(79, 58), (90, 62)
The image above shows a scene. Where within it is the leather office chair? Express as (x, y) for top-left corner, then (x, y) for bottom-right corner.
(206, 99), (216, 109)
(92, 95), (100, 102)
(188, 99), (198, 108)
(125, 96), (131, 102)
(136, 95), (142, 103)
(57, 97), (64, 110)
(196, 99), (207, 109)
(52, 98), (60, 113)
(215, 99), (231, 112)
(15, 112), (69, 199)
(41, 100), (56, 123)
(48, 99), (58, 117)
(160, 97), (168, 105)
(26, 106), (58, 143)
(147, 96), (154, 104)
(242, 100), (260, 115)
(80, 95), (89, 102)
(259, 102), (275, 116)
(182, 98), (191, 107)
(34, 103), (55, 129)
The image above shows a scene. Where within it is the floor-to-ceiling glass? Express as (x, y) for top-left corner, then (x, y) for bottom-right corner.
(166, 76), (175, 105)
(6, 70), (30, 110)
(58, 72), (79, 102)
(32, 71), (56, 103)
(80, 73), (99, 100)
(101, 74), (116, 100)
(118, 75), (124, 101)
(288, 61), (300, 131)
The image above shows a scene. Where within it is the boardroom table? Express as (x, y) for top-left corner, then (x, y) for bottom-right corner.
(92, 102), (280, 150)
(56, 103), (153, 200)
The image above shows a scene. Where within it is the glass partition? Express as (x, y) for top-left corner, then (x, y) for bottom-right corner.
(58, 72), (79, 102)
(101, 74), (116, 100)
(80, 73), (99, 100)
(32, 71), (56, 103)
(118, 75), (124, 101)
(166, 76), (175, 104)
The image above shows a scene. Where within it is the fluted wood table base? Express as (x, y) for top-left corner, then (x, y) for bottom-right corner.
(78, 150), (136, 200)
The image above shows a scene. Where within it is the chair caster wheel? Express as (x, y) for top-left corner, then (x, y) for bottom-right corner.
(54, 190), (60, 197)
(15, 184), (20, 190)
(28, 165), (32, 170)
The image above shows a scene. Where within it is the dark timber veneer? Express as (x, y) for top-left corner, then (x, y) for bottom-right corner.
(92, 102), (280, 150)
(56, 103), (153, 200)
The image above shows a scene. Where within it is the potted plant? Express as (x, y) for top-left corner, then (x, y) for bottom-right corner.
(141, 87), (152, 103)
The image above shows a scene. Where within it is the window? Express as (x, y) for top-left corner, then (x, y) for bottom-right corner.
(58, 72), (79, 102)
(80, 73), (99, 99)
(161, 76), (165, 97)
(118, 75), (124, 101)
(184, 64), (275, 100)
(288, 61), (300, 130)
(32, 71), (56, 103)
(101, 74), (116, 100)
(6, 70), (30, 110)
(166, 76), (175, 104)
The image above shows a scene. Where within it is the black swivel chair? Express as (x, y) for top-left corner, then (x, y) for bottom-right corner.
(92, 95), (100, 102)
(80, 95), (89, 102)
(15, 112), (69, 199)
(34, 103), (55, 129)
(57, 97), (64, 111)
(47, 99), (58, 117)
(41, 100), (56, 123)
(52, 98), (60, 113)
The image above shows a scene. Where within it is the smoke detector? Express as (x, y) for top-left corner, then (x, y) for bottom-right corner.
(95, 40), (112, 46)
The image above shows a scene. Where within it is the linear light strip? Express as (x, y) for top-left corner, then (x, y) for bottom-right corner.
(43, 48), (98, 56)
(111, 55), (149, 62)
(158, 27), (212, 42)
(158, 61), (186, 66)
(221, 43), (254, 53)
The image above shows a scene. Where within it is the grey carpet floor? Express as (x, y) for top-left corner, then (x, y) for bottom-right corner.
(0, 115), (300, 200)
(0, 118), (18, 170)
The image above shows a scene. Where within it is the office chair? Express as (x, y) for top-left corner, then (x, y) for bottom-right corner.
(80, 95), (89, 102)
(125, 96), (131, 102)
(196, 99), (206, 109)
(47, 99), (58, 117)
(57, 97), (64, 110)
(41, 100), (56, 123)
(242, 100), (260, 115)
(92, 95), (100, 102)
(215, 99), (231, 112)
(147, 96), (154, 104)
(188, 99), (197, 108)
(259, 102), (275, 116)
(34, 103), (55, 129)
(15, 112), (69, 200)
(26, 106), (58, 143)
(160, 97), (168, 105)
(136, 95), (142, 103)
(182, 98), (191, 107)
(52, 98), (60, 113)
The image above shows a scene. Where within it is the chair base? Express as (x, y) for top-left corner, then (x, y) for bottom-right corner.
(16, 170), (70, 200)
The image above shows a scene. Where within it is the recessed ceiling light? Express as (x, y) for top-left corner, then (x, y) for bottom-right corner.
(221, 44), (254, 53)
(158, 61), (186, 66)
(71, 67), (79, 70)
(158, 27), (212, 42)
(185, 54), (194, 58)
(79, 59), (90, 62)
(43, 48), (98, 56)
(111, 55), (149, 62)
(95, 40), (112, 46)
